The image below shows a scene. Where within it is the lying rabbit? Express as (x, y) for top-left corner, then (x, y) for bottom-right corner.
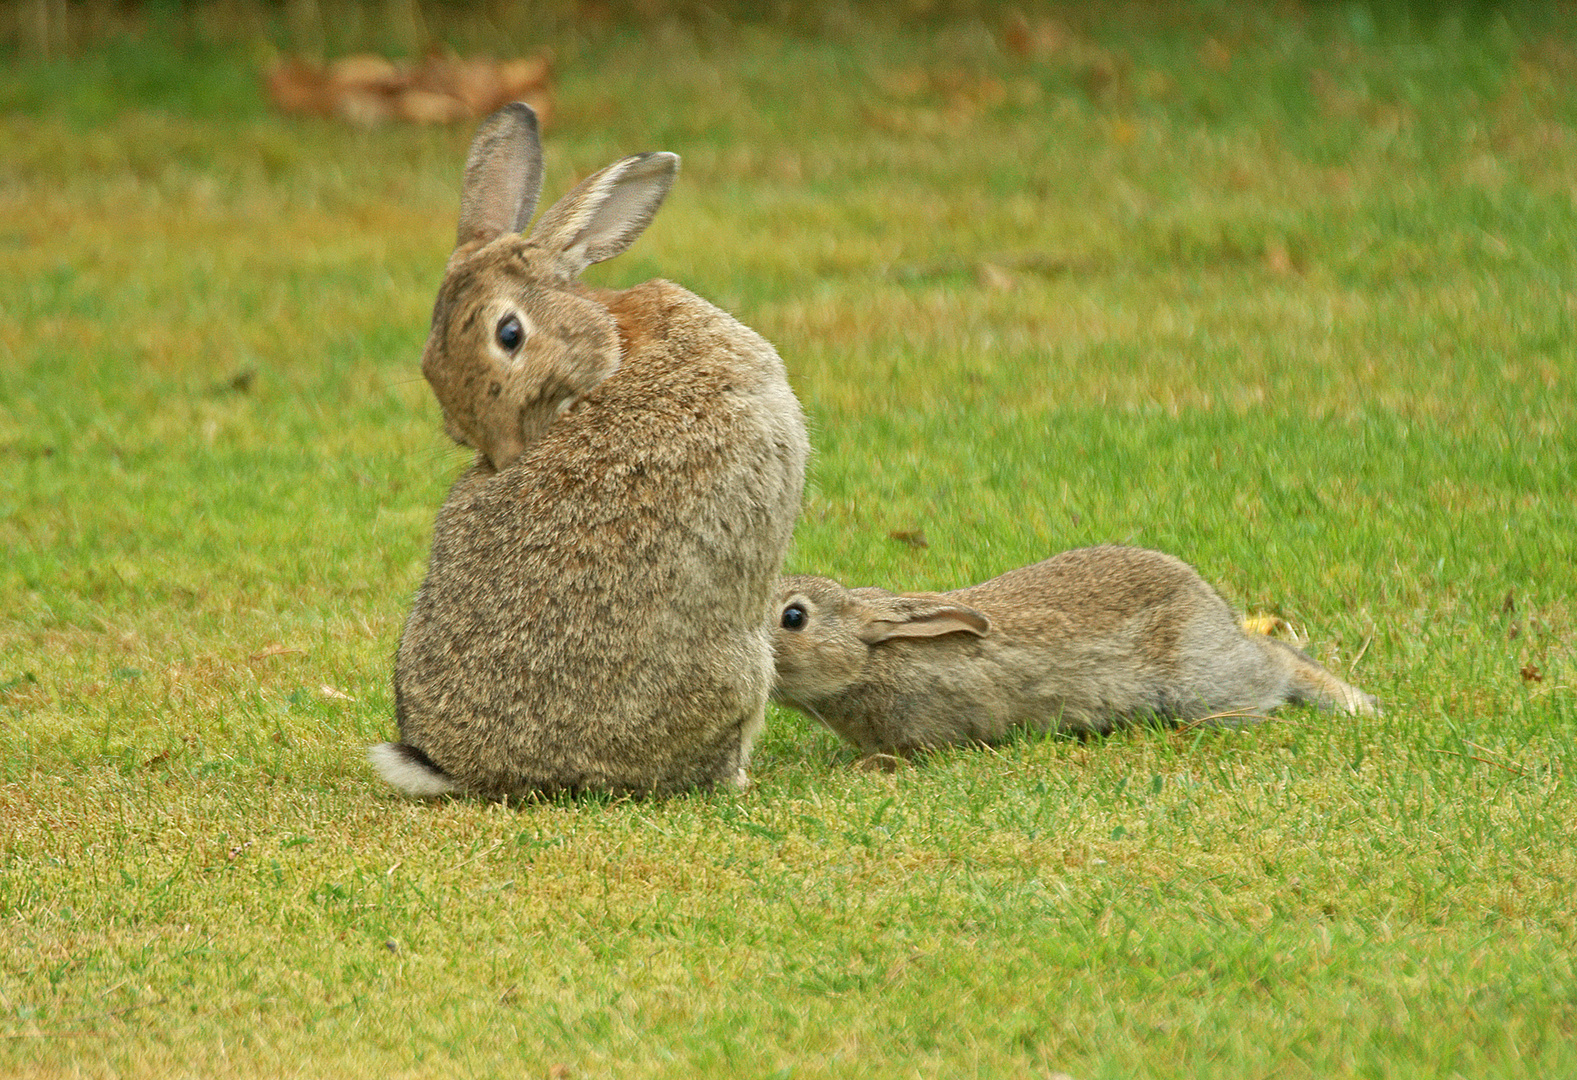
(370, 103), (808, 799)
(771, 545), (1378, 757)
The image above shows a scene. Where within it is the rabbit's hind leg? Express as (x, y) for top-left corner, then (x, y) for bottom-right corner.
(1261, 637), (1381, 716)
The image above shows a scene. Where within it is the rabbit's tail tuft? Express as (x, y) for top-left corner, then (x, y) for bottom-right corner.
(369, 742), (458, 797)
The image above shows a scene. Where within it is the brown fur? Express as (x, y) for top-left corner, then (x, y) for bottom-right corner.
(772, 546), (1379, 757)
(372, 105), (808, 799)
(417, 103), (685, 473)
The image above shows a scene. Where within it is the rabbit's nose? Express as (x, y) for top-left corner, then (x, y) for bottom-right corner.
(483, 428), (526, 472)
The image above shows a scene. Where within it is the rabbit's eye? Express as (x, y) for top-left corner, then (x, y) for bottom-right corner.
(496, 314), (524, 352)
(781, 604), (808, 631)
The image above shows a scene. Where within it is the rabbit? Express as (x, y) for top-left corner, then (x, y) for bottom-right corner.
(369, 102), (809, 800)
(770, 545), (1379, 759)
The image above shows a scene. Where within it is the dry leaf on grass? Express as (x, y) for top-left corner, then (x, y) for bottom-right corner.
(265, 49), (554, 127)
(1241, 613), (1290, 637)
(1002, 11), (1071, 60)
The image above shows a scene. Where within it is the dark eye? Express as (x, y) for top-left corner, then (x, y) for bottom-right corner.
(780, 604), (807, 631)
(496, 314), (524, 352)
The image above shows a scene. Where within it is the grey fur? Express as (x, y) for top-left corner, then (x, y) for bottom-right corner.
(372, 106), (809, 800)
(771, 545), (1379, 757)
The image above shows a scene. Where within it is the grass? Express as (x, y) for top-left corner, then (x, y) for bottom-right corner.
(2, 1), (1576, 1076)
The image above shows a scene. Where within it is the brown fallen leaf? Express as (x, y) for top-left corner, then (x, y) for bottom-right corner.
(1002, 10), (1070, 60)
(265, 51), (554, 127)
(1521, 663), (1542, 683)
(410, 49), (554, 122)
(497, 56), (554, 109)
(394, 88), (471, 125)
(265, 57), (333, 117)
(324, 54), (408, 126)
(328, 53), (404, 94)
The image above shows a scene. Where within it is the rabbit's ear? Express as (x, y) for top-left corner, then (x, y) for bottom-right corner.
(856, 596), (991, 645)
(456, 103), (544, 250)
(526, 151), (680, 278)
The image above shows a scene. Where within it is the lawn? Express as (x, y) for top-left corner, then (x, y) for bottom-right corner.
(2, 2), (1575, 1076)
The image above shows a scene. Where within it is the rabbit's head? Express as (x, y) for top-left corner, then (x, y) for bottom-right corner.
(770, 576), (991, 705)
(422, 103), (680, 470)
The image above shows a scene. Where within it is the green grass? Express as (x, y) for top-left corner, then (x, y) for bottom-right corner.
(3, 2), (1577, 1076)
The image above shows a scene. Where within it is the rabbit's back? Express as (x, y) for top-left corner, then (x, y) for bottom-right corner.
(950, 545), (1288, 721)
(396, 279), (808, 797)
(956, 546), (1212, 639)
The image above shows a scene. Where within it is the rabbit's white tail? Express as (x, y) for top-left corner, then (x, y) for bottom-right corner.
(368, 742), (458, 797)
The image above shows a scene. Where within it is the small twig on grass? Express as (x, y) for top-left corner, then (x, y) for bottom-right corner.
(2, 997), (168, 1040)
(1176, 710), (1275, 731)
(440, 839), (503, 876)
(1528, 683), (1574, 698)
(1427, 746), (1529, 778)
(1351, 630), (1374, 670)
(62, 997), (167, 1027)
(247, 644), (305, 662)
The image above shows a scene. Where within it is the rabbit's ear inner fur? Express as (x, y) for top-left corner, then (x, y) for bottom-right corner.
(456, 102), (545, 250)
(857, 596), (992, 645)
(527, 152), (680, 279)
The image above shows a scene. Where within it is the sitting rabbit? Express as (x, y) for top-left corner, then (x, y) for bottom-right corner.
(770, 545), (1378, 758)
(370, 103), (809, 799)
